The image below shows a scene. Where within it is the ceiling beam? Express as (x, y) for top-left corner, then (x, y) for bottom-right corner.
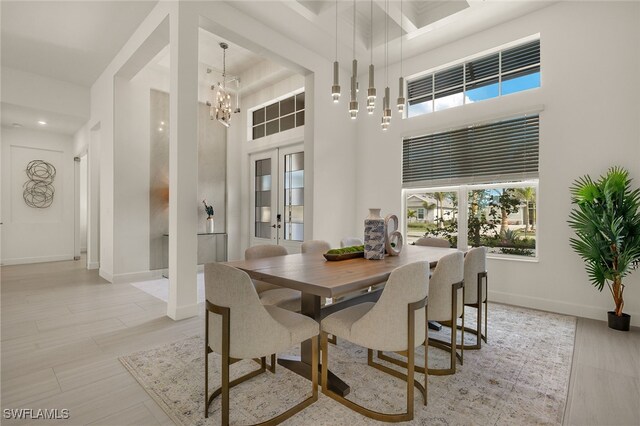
(374, 0), (418, 34)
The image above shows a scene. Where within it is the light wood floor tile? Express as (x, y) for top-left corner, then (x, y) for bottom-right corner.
(1, 368), (61, 408)
(86, 402), (162, 426)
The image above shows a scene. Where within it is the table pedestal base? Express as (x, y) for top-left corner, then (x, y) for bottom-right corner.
(278, 356), (350, 397)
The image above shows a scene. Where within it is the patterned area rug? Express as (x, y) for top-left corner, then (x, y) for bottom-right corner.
(120, 303), (575, 425)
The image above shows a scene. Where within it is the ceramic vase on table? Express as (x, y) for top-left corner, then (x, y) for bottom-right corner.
(364, 208), (385, 260)
(206, 216), (215, 234)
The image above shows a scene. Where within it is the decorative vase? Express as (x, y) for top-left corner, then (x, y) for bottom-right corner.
(384, 214), (403, 256)
(206, 216), (215, 234)
(607, 311), (630, 331)
(364, 208), (385, 260)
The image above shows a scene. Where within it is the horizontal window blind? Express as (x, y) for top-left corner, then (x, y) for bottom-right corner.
(407, 38), (540, 107)
(403, 115), (539, 186)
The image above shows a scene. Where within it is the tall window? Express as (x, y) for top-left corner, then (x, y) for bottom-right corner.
(403, 114), (539, 258)
(407, 39), (540, 118)
(251, 92), (305, 140)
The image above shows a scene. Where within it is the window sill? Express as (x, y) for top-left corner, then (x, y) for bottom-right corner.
(487, 254), (539, 263)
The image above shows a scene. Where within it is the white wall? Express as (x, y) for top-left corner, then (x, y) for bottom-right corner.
(354, 1), (640, 325)
(1, 126), (75, 264)
(1, 67), (89, 119)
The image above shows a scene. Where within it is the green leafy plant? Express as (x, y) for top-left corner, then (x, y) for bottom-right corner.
(568, 167), (640, 317)
(202, 200), (214, 217)
(326, 245), (365, 255)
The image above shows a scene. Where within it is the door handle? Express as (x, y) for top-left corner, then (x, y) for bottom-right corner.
(271, 224), (281, 229)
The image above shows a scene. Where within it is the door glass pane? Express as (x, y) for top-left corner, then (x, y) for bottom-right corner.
(255, 158), (272, 239)
(283, 152), (304, 241)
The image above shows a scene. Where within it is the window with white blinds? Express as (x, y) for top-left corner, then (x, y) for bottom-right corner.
(402, 114), (539, 187)
(407, 39), (540, 117)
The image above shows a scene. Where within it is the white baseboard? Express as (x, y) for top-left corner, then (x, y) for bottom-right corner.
(167, 303), (200, 320)
(87, 261), (99, 270)
(489, 290), (640, 327)
(111, 270), (164, 284)
(1, 254), (74, 266)
(99, 269), (113, 283)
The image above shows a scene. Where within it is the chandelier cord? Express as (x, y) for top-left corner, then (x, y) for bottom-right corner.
(385, 0), (388, 86)
(370, 0), (373, 64)
(353, 0), (356, 61)
(335, 0), (338, 61)
(400, 0), (403, 76)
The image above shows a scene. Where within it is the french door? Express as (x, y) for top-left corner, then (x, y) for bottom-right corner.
(250, 144), (304, 253)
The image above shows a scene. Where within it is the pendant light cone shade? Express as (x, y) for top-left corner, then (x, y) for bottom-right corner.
(367, 64), (376, 114)
(381, 86), (391, 130)
(349, 59), (359, 119)
(332, 61), (341, 103)
(397, 76), (405, 114)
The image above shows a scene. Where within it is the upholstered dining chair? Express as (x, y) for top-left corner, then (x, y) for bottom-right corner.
(245, 245), (301, 313)
(414, 236), (451, 248)
(461, 247), (488, 350)
(426, 251), (464, 374)
(340, 237), (363, 248)
(320, 261), (429, 422)
(376, 252), (463, 377)
(204, 263), (319, 425)
(301, 240), (331, 254)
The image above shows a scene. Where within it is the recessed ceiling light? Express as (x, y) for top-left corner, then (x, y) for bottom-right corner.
(158, 127), (164, 132)
(11, 123), (23, 128)
(37, 120), (47, 125)
(160, 121), (165, 125)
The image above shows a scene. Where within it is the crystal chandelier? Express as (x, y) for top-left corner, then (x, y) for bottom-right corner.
(213, 42), (232, 127)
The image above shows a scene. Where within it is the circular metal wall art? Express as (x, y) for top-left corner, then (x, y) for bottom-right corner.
(23, 160), (56, 208)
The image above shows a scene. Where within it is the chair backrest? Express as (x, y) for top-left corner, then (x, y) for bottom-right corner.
(340, 237), (363, 248)
(301, 240), (331, 254)
(428, 251), (464, 322)
(351, 261), (429, 352)
(464, 247), (487, 304)
(245, 244), (288, 260)
(414, 236), (451, 248)
(204, 263), (289, 359)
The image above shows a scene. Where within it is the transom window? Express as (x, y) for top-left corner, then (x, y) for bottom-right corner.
(251, 92), (305, 140)
(407, 38), (540, 118)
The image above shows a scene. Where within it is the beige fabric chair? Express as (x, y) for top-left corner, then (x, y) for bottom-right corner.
(340, 237), (363, 248)
(245, 245), (301, 312)
(426, 251), (464, 375)
(204, 263), (319, 424)
(321, 261), (429, 422)
(461, 247), (488, 349)
(300, 240), (331, 254)
(414, 236), (451, 248)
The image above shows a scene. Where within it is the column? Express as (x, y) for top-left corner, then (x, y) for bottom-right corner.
(167, 3), (199, 320)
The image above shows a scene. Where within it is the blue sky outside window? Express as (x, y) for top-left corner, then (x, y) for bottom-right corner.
(502, 71), (541, 96)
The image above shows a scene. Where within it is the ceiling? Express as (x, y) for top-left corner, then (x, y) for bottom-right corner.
(228, 0), (554, 68)
(0, 0), (554, 135)
(1, 1), (158, 87)
(0, 102), (87, 135)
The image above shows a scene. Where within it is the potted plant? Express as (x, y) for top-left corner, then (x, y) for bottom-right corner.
(568, 166), (640, 331)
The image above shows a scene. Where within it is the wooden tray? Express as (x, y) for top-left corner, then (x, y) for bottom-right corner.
(323, 251), (364, 261)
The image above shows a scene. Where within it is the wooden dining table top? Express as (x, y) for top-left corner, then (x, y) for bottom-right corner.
(224, 245), (460, 298)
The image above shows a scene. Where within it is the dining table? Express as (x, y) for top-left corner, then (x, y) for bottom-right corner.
(223, 244), (460, 396)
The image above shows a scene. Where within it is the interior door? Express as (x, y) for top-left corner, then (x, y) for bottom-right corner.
(249, 144), (304, 252)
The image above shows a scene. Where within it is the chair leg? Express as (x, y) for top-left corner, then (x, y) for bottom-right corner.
(320, 296), (427, 422)
(270, 353), (277, 373)
(204, 309), (209, 419)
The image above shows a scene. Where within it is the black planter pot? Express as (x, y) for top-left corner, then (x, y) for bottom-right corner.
(607, 311), (631, 331)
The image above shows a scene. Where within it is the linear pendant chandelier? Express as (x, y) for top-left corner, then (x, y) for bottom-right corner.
(331, 0), (404, 130)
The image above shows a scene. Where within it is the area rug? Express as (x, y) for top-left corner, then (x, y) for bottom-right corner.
(120, 303), (575, 425)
